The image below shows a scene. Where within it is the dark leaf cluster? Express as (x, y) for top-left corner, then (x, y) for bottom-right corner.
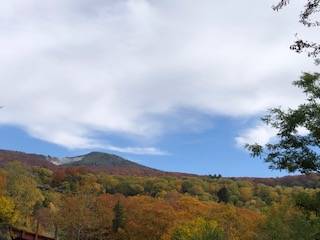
(246, 73), (320, 174)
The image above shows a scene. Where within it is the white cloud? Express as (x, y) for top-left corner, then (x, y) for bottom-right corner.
(296, 126), (310, 136)
(104, 145), (168, 155)
(236, 124), (277, 147)
(236, 124), (311, 147)
(0, 0), (316, 151)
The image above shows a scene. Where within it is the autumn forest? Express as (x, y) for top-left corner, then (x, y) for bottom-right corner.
(1, 0), (320, 239)
(0, 156), (320, 240)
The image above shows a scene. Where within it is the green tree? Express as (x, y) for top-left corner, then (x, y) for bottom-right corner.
(295, 191), (320, 216)
(171, 218), (224, 240)
(32, 167), (53, 185)
(246, 73), (320, 174)
(144, 179), (172, 197)
(258, 202), (320, 240)
(0, 196), (17, 240)
(217, 187), (230, 204)
(181, 180), (205, 196)
(115, 181), (144, 196)
(5, 162), (44, 221)
(0, 196), (17, 226)
(112, 201), (125, 233)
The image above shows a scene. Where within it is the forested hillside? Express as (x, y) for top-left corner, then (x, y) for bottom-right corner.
(0, 150), (194, 177)
(0, 159), (320, 239)
(0, 150), (57, 170)
(63, 152), (191, 177)
(1, 149), (319, 187)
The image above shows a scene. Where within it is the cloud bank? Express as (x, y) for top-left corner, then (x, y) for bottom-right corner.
(0, 0), (316, 153)
(235, 124), (277, 147)
(236, 123), (311, 147)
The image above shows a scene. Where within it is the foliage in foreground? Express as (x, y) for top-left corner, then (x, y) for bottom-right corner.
(0, 162), (320, 239)
(247, 73), (320, 174)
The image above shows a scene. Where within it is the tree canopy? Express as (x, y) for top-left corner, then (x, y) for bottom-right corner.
(246, 73), (320, 173)
(273, 0), (320, 63)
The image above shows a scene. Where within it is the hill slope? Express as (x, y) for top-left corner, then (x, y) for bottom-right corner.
(0, 149), (58, 170)
(62, 151), (166, 176)
(1, 149), (319, 186)
(0, 149), (192, 177)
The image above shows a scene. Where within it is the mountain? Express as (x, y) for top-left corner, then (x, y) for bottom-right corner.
(0, 149), (58, 170)
(62, 151), (167, 176)
(1, 149), (319, 186)
(0, 149), (191, 177)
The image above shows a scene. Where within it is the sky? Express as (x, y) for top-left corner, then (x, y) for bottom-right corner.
(0, 0), (318, 177)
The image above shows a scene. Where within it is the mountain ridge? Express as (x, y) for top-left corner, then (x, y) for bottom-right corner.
(0, 149), (319, 187)
(62, 151), (167, 176)
(0, 149), (194, 177)
(0, 149), (58, 170)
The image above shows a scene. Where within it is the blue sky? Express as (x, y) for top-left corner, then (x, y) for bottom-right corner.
(0, 117), (290, 177)
(0, 0), (317, 177)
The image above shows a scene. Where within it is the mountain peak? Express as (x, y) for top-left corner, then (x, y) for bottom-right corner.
(64, 151), (141, 167)
(0, 149), (193, 177)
